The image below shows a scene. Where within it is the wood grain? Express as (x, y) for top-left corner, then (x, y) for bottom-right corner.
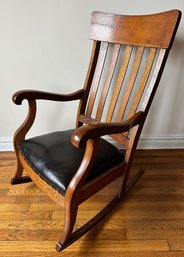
(0, 150), (184, 255)
(86, 41), (109, 116)
(96, 43), (120, 120)
(90, 10), (181, 48)
(127, 48), (156, 120)
(106, 45), (133, 122)
(115, 46), (144, 122)
(10, 10), (181, 253)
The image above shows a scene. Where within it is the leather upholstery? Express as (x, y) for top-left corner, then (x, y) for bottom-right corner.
(19, 129), (124, 196)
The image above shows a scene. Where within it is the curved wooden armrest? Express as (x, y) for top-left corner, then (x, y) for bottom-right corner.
(72, 111), (145, 148)
(12, 89), (84, 105)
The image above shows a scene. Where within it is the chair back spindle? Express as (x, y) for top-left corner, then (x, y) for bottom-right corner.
(77, 10), (181, 147)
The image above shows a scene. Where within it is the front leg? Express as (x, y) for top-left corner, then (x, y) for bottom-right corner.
(11, 156), (32, 184)
(11, 100), (36, 184)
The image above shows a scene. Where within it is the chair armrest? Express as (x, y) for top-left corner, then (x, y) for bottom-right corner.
(72, 111), (145, 148)
(12, 89), (84, 105)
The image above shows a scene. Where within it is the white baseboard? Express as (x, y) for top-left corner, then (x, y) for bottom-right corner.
(107, 135), (184, 149)
(0, 138), (13, 152)
(0, 136), (184, 151)
(137, 136), (184, 149)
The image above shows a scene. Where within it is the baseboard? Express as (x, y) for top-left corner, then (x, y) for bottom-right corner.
(0, 136), (184, 151)
(0, 138), (13, 151)
(108, 135), (184, 149)
(137, 136), (184, 149)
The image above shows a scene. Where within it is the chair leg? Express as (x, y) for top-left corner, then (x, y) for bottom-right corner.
(11, 156), (32, 185)
(125, 169), (145, 195)
(119, 168), (145, 198)
(56, 196), (121, 252)
(56, 200), (79, 252)
(55, 170), (144, 252)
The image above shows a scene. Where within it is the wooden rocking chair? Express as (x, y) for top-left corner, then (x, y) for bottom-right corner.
(11, 10), (181, 252)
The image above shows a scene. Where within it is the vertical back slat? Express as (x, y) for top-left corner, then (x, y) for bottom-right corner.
(95, 44), (120, 120)
(141, 49), (166, 111)
(127, 47), (157, 119)
(76, 41), (100, 127)
(86, 42), (109, 116)
(116, 46), (144, 122)
(105, 46), (133, 122)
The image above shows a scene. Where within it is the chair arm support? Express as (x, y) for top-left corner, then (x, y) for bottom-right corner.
(12, 89), (84, 105)
(72, 111), (145, 148)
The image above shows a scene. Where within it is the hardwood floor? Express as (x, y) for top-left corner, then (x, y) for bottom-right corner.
(0, 150), (184, 256)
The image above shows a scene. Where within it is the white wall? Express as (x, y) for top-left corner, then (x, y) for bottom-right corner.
(0, 0), (184, 150)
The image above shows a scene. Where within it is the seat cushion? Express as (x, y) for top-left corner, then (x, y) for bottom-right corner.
(19, 129), (124, 196)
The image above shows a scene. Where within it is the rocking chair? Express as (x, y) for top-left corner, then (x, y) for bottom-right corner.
(11, 10), (181, 252)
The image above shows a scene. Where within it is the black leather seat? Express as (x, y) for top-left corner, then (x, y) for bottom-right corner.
(19, 129), (124, 196)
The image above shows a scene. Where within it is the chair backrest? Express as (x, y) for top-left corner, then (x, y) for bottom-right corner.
(77, 10), (181, 148)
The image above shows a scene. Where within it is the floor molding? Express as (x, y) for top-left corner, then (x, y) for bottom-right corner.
(0, 138), (13, 152)
(137, 135), (184, 149)
(0, 136), (184, 151)
(107, 135), (184, 149)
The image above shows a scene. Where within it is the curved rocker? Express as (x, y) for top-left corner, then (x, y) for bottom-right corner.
(11, 10), (181, 252)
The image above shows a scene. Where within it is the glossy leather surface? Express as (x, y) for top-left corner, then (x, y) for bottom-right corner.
(19, 129), (124, 196)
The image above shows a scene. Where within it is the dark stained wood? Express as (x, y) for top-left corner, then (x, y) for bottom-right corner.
(12, 100), (36, 182)
(12, 89), (84, 105)
(79, 114), (129, 148)
(72, 111), (144, 148)
(57, 139), (100, 250)
(80, 163), (126, 203)
(125, 168), (145, 194)
(76, 40), (101, 127)
(11, 176), (32, 184)
(56, 196), (121, 251)
(10, 10), (181, 252)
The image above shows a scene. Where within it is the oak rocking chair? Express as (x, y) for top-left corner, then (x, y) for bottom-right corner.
(11, 10), (181, 252)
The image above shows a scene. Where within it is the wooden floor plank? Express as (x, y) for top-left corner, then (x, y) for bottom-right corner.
(0, 150), (184, 256)
(127, 229), (184, 240)
(169, 240), (184, 251)
(0, 252), (183, 257)
(0, 220), (63, 230)
(0, 203), (30, 212)
(0, 211), (53, 221)
(0, 229), (61, 241)
(0, 239), (169, 252)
